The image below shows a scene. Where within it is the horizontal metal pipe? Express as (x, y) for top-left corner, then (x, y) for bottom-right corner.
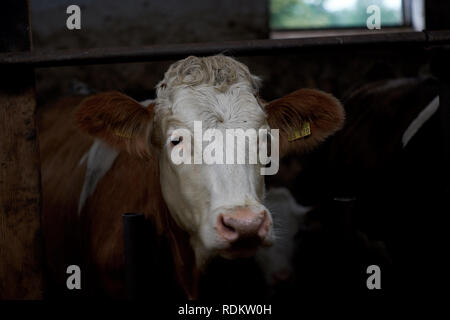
(1, 31), (450, 68)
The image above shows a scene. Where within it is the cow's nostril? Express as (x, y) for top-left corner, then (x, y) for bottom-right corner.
(217, 209), (271, 244)
(221, 215), (236, 233)
(220, 215), (235, 231)
(217, 214), (239, 241)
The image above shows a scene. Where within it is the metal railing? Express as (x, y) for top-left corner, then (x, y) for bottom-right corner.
(1, 31), (450, 68)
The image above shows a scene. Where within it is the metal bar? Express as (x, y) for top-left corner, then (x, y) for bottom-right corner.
(1, 31), (450, 68)
(402, 0), (413, 28)
(123, 213), (162, 299)
(0, 0), (44, 299)
(123, 213), (146, 299)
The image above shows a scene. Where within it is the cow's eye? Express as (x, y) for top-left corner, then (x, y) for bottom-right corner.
(171, 136), (183, 146)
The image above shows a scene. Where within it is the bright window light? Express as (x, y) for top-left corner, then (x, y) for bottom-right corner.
(270, 0), (404, 30)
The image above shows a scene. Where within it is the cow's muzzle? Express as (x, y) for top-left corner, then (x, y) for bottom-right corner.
(216, 208), (271, 257)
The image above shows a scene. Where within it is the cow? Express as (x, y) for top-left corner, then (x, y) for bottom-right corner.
(39, 55), (345, 298)
(282, 75), (447, 295)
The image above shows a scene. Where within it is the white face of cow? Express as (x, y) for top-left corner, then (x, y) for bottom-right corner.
(155, 84), (273, 264)
(75, 55), (345, 269)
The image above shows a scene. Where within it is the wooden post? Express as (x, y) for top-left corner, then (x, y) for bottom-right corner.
(0, 0), (44, 299)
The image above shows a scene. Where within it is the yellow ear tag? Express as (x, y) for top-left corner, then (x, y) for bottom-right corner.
(288, 121), (311, 142)
(114, 128), (132, 139)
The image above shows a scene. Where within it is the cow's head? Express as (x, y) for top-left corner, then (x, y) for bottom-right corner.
(76, 55), (344, 266)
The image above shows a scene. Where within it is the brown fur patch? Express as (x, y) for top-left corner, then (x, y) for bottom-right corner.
(38, 96), (95, 296)
(81, 151), (197, 298)
(41, 94), (198, 299)
(265, 88), (345, 157)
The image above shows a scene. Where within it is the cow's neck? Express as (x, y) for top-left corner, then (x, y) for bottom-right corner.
(153, 178), (199, 299)
(81, 139), (198, 299)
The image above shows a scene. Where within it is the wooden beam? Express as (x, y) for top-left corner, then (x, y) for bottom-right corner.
(0, 0), (44, 299)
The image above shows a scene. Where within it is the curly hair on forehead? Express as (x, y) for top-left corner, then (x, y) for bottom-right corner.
(156, 55), (261, 96)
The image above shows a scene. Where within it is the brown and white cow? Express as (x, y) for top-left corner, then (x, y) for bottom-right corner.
(39, 55), (344, 298)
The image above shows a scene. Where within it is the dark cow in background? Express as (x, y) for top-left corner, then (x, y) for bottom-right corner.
(281, 75), (449, 296)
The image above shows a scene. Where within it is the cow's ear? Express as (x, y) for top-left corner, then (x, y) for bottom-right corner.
(265, 88), (345, 157)
(75, 91), (154, 156)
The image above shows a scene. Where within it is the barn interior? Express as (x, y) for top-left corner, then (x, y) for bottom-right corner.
(1, 0), (449, 308)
